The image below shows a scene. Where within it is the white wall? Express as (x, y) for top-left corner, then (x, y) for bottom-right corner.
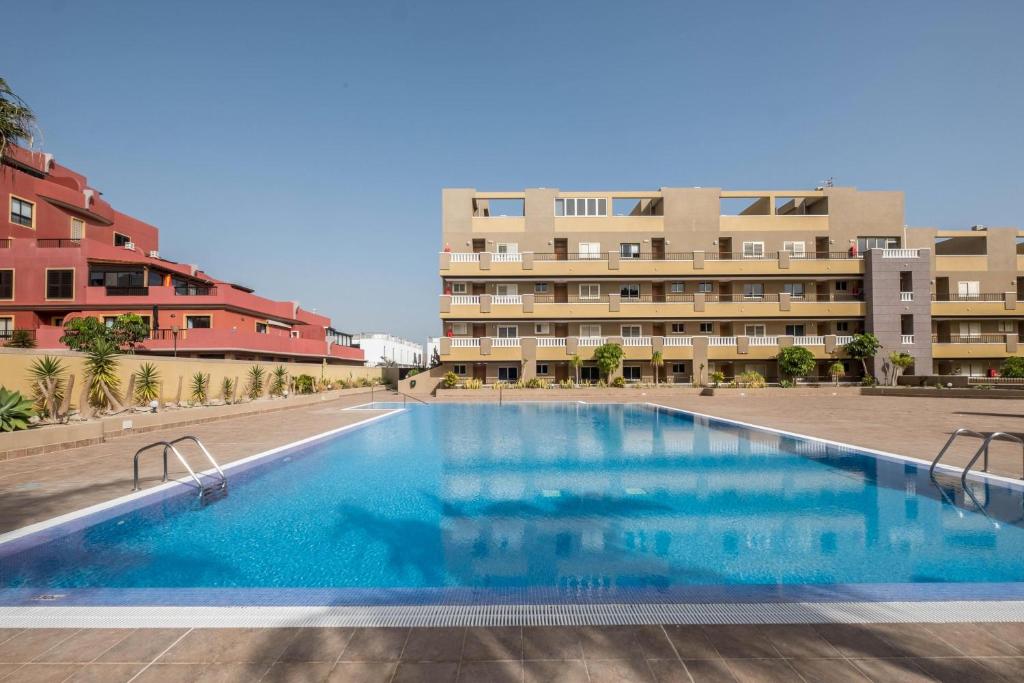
(356, 335), (424, 367)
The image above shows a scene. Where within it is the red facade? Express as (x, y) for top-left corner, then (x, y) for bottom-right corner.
(0, 146), (363, 364)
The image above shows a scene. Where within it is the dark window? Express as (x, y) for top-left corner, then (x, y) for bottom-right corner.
(580, 366), (600, 382)
(623, 366), (641, 381)
(256, 322), (268, 334)
(0, 270), (12, 299)
(186, 316), (211, 329)
(498, 366), (519, 382)
(453, 364), (467, 375)
(114, 233), (132, 247)
(537, 364), (549, 375)
(672, 363), (686, 373)
(148, 270), (164, 286)
(619, 243), (641, 259)
(836, 322), (850, 332)
(699, 322), (713, 333)
(46, 269), (74, 299)
(88, 268), (144, 287)
(620, 283), (640, 299)
(785, 324), (805, 336)
(835, 280), (848, 291)
(10, 197), (33, 227)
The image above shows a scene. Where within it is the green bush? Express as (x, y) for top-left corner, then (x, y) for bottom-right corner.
(406, 368), (420, 377)
(0, 387), (35, 431)
(593, 343), (624, 381)
(246, 365), (266, 400)
(294, 374), (315, 394)
(709, 370), (725, 387)
(524, 377), (544, 388)
(134, 362), (161, 403)
(190, 372), (209, 404)
(778, 379), (795, 388)
(5, 329), (36, 348)
(737, 370), (766, 388)
(1000, 356), (1024, 378)
(442, 371), (459, 389)
(777, 346), (816, 382)
(463, 378), (482, 389)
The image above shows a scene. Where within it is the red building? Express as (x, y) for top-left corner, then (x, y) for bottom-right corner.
(0, 146), (363, 364)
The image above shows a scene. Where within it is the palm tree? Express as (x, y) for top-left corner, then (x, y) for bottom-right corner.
(651, 350), (664, 384)
(0, 77), (36, 162)
(569, 354), (582, 384)
(84, 339), (122, 410)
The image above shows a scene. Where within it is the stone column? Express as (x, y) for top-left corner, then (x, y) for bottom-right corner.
(694, 292), (706, 312)
(521, 336), (537, 380)
(479, 252), (492, 270)
(608, 293), (621, 312)
(479, 294), (492, 313)
(692, 336), (709, 385)
(1008, 333), (1019, 353)
(778, 251), (790, 269)
(693, 250), (705, 269)
(608, 251), (620, 270)
(440, 337), (452, 355)
(566, 336), (579, 355)
(439, 252), (451, 270)
(522, 252), (534, 270)
(779, 336), (794, 348)
(522, 293), (534, 313)
(439, 295), (451, 313)
(779, 292), (791, 311)
(1004, 292), (1017, 311)
(824, 334), (837, 354)
(736, 336), (750, 354)
(480, 337), (492, 356)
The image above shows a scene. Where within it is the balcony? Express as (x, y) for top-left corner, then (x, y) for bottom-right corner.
(931, 333), (1018, 359)
(901, 335), (915, 345)
(140, 327), (363, 361)
(37, 239), (82, 248)
(930, 292), (1020, 315)
(900, 291), (914, 302)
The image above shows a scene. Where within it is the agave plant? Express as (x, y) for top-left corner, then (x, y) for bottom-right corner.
(221, 377), (235, 403)
(270, 365), (288, 397)
(0, 387), (36, 432)
(134, 362), (161, 403)
(84, 339), (122, 409)
(190, 372), (210, 404)
(246, 365), (265, 400)
(5, 328), (36, 348)
(27, 355), (65, 419)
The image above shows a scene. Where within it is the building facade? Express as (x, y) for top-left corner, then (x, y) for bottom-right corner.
(353, 333), (424, 367)
(0, 146), (363, 364)
(436, 187), (1023, 384)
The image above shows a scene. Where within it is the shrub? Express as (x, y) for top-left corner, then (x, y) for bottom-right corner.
(294, 374), (315, 394)
(406, 368), (420, 377)
(1000, 356), (1024, 379)
(442, 371), (459, 389)
(779, 379), (795, 388)
(828, 361), (846, 386)
(843, 333), (882, 378)
(109, 313), (149, 352)
(60, 317), (110, 352)
(246, 365), (266, 400)
(777, 346), (815, 382)
(5, 329), (36, 348)
(886, 351), (914, 386)
(524, 377), (544, 388)
(737, 370), (766, 388)
(593, 343), (624, 381)
(190, 372), (209, 404)
(220, 376), (235, 403)
(270, 366), (288, 397)
(558, 379), (575, 389)
(709, 370), (725, 387)
(134, 362), (161, 403)
(28, 355), (65, 418)
(463, 378), (482, 389)
(0, 387), (35, 431)
(861, 375), (878, 387)
(611, 376), (626, 388)
(85, 339), (121, 409)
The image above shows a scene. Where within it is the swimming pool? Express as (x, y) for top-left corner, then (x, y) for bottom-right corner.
(2, 402), (1024, 614)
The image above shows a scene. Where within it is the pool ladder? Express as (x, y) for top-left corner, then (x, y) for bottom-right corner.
(930, 428), (1024, 487)
(133, 435), (228, 500)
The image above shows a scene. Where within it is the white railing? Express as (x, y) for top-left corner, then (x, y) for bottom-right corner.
(451, 338), (480, 347)
(622, 336), (651, 347)
(794, 336), (825, 346)
(663, 336), (693, 347)
(492, 252), (522, 263)
(578, 336), (607, 346)
(747, 336), (778, 346)
(708, 336), (737, 346)
(492, 337), (520, 347)
(537, 337), (566, 347)
(448, 252), (479, 262)
(491, 295), (522, 305)
(836, 335), (853, 345)
(901, 334), (914, 345)
(450, 295), (479, 305)
(900, 291), (914, 302)
(882, 248), (921, 258)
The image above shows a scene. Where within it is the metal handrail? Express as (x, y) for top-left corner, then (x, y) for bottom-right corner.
(961, 432), (1024, 487)
(167, 436), (227, 490)
(400, 392), (428, 405)
(133, 441), (172, 491)
(132, 436), (226, 497)
(929, 428), (988, 477)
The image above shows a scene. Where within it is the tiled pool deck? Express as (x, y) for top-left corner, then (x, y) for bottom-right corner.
(1, 392), (1024, 681)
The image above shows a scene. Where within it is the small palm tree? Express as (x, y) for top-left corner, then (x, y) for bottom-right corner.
(651, 350), (664, 385)
(828, 361), (846, 387)
(569, 354), (582, 384)
(6, 329), (36, 348)
(84, 339), (122, 410)
(246, 365), (266, 400)
(190, 372), (209, 404)
(27, 355), (65, 420)
(0, 77), (36, 161)
(270, 365), (288, 397)
(221, 377), (234, 403)
(134, 362), (161, 403)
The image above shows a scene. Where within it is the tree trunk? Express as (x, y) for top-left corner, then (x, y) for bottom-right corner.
(60, 374), (75, 421)
(174, 376), (182, 405)
(79, 374), (95, 419)
(124, 375), (136, 408)
(232, 376), (239, 404)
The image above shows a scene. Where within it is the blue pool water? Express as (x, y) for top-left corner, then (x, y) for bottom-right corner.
(2, 402), (1024, 605)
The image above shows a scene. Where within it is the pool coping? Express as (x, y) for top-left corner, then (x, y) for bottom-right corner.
(3, 401), (1024, 626)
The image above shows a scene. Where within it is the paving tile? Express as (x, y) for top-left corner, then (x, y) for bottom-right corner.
(579, 626), (647, 661)
(192, 663), (272, 683)
(66, 662), (148, 682)
(763, 625), (840, 658)
(522, 626), (583, 660)
(663, 626), (720, 660)
(0, 629), (78, 663)
(400, 627), (465, 662)
(815, 624), (904, 659)
(339, 628), (409, 662)
(723, 658), (802, 683)
(522, 659), (589, 683)
(131, 662), (203, 683)
(457, 659), (524, 682)
(922, 624), (1023, 657)
(0, 632), (23, 648)
(587, 658), (656, 682)
(1, 663), (82, 682)
(847, 657), (934, 682)
(645, 659), (691, 683)
(216, 628), (297, 663)
(681, 658), (737, 682)
(869, 623), (963, 658)
(462, 627), (522, 661)
(971, 656), (1024, 682)
(981, 624), (1024, 649)
(0, 663), (24, 679)
(911, 656), (1006, 683)
(95, 628), (189, 663)
(260, 661), (335, 682)
(788, 657), (869, 683)
(632, 627), (679, 660)
(278, 628), (353, 663)
(32, 629), (132, 663)
(701, 626), (780, 659)
(392, 661), (460, 682)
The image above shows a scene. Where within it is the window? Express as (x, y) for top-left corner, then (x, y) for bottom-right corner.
(783, 241), (806, 258)
(671, 323), (685, 334)
(0, 317), (11, 338)
(10, 196), (33, 227)
(70, 218), (85, 240)
(670, 282), (685, 293)
(672, 363), (686, 374)
(744, 324), (766, 337)
(496, 242), (518, 254)
(743, 283), (764, 299)
(496, 325), (518, 338)
(537, 363), (549, 375)
(836, 322), (850, 332)
(534, 282), (549, 293)
(103, 316), (117, 328)
(835, 280), (848, 291)
(998, 320), (1015, 333)
(578, 242), (601, 259)
(453, 364), (467, 375)
(114, 233), (132, 247)
(452, 322), (468, 335)
(88, 267), (144, 288)
(498, 366), (520, 382)
(621, 325), (642, 337)
(579, 283), (600, 300)
(699, 322), (713, 333)
(256, 322), (268, 334)
(185, 315), (212, 329)
(579, 324), (602, 338)
(856, 236), (900, 252)
(46, 269), (74, 299)
(580, 366), (600, 382)
(451, 282), (467, 295)
(619, 243), (641, 259)
(623, 366), (641, 381)
(534, 323), (550, 335)
(697, 281), (713, 293)
(619, 283), (640, 299)
(495, 283), (518, 295)
(742, 241), (765, 258)
(783, 283), (805, 299)
(0, 270), (12, 299)
(555, 197), (607, 217)
(785, 324), (805, 336)
(957, 281), (980, 298)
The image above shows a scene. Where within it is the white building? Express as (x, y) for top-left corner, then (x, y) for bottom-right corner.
(354, 333), (424, 367)
(426, 337), (441, 366)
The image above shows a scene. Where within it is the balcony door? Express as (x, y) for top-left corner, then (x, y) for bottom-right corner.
(651, 238), (666, 260)
(554, 239), (567, 261)
(652, 283), (665, 303)
(472, 324), (486, 338)
(554, 284), (568, 303)
(473, 364), (487, 382)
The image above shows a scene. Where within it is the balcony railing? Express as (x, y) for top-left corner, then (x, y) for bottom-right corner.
(900, 291), (914, 302)
(883, 248), (922, 258)
(933, 334), (1009, 344)
(836, 335), (854, 345)
(932, 293), (1007, 302)
(663, 336), (693, 347)
(492, 337), (520, 347)
(174, 285), (217, 296)
(537, 337), (566, 347)
(621, 336), (652, 347)
(492, 253), (522, 263)
(491, 295), (522, 305)
(708, 336), (737, 346)
(0, 328), (36, 341)
(533, 294), (609, 304)
(794, 336), (826, 346)
(746, 336), (777, 346)
(901, 334), (915, 345)
(533, 252), (610, 261)
(0, 238), (11, 248)
(450, 295), (480, 305)
(37, 238), (81, 248)
(451, 337), (480, 347)
(449, 252), (480, 263)
(104, 285), (149, 296)
(578, 336), (607, 346)
(448, 250), (864, 262)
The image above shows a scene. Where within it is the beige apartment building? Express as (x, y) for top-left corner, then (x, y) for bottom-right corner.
(436, 187), (1024, 384)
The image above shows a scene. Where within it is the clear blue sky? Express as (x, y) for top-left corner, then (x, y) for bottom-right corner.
(5, 0), (1023, 342)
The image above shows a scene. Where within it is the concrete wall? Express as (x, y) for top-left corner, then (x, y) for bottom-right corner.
(863, 248), (933, 377)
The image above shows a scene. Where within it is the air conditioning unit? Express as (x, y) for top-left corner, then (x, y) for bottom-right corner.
(124, 241), (136, 250)
(148, 250), (159, 258)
